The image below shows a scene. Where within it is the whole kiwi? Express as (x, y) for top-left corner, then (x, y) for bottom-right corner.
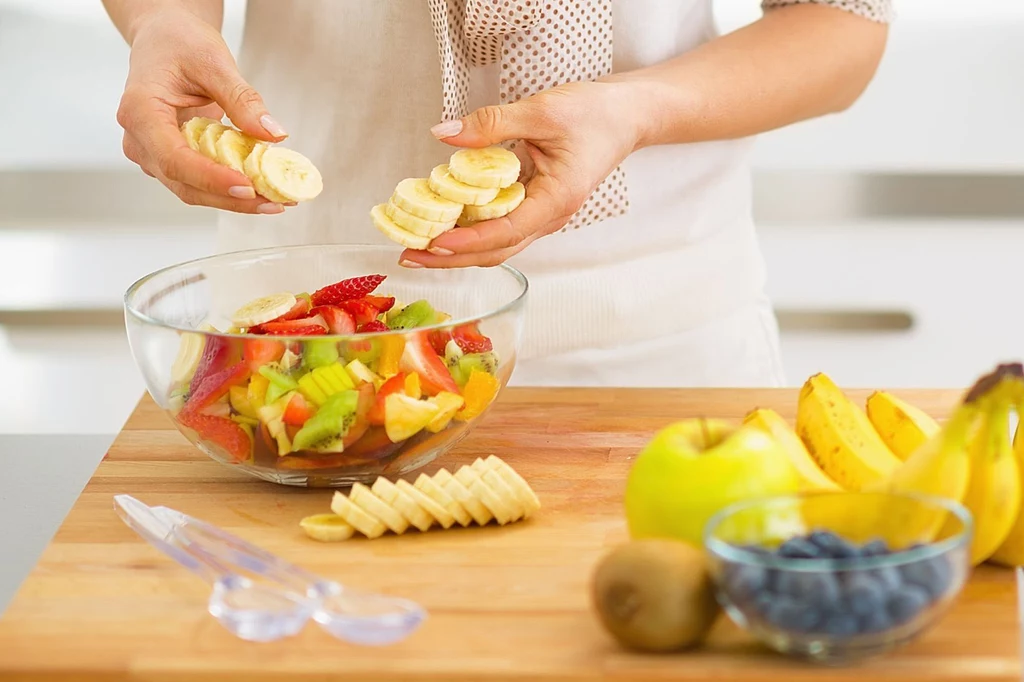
(590, 539), (721, 653)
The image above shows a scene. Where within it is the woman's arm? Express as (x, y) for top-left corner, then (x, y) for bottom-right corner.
(609, 3), (890, 149)
(101, 0), (224, 45)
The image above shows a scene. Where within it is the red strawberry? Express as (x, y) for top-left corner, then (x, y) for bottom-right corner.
(254, 314), (329, 336)
(270, 296), (311, 323)
(367, 372), (407, 426)
(179, 412), (252, 463)
(242, 338), (285, 371)
(427, 329), (452, 356)
(188, 335), (238, 394)
(310, 275), (386, 306)
(452, 323), (493, 354)
(362, 295), (396, 313)
(283, 393), (316, 426)
(337, 299), (379, 327)
(309, 305), (356, 335)
(399, 332), (459, 396)
(183, 362), (250, 415)
(358, 320), (389, 333)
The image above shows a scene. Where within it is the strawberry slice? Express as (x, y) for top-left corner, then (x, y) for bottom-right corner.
(183, 362), (250, 415)
(283, 392), (317, 426)
(358, 319), (389, 334)
(399, 332), (459, 396)
(362, 295), (396, 313)
(253, 314), (329, 336)
(189, 335), (238, 394)
(310, 275), (386, 306)
(309, 305), (357, 335)
(427, 329), (452, 356)
(453, 323), (493, 354)
(179, 412), (252, 463)
(367, 372), (407, 426)
(242, 338), (285, 371)
(270, 296), (311, 323)
(337, 299), (380, 327)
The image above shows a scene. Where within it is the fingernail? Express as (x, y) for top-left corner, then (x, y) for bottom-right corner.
(430, 120), (463, 139)
(429, 247), (454, 256)
(260, 114), (288, 138)
(399, 259), (424, 268)
(229, 186), (256, 199)
(257, 203), (284, 214)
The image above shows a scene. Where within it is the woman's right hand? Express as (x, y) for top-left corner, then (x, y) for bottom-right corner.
(115, 8), (289, 214)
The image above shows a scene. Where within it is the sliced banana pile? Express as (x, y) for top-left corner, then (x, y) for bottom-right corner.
(299, 455), (540, 541)
(371, 146), (526, 250)
(181, 116), (323, 204)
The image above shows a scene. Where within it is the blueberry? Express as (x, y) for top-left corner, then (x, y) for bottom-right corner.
(870, 566), (903, 592)
(901, 556), (953, 599)
(859, 539), (890, 557)
(887, 585), (931, 625)
(818, 612), (859, 637)
(775, 571), (840, 608)
(858, 609), (893, 634)
(727, 564), (769, 602)
(778, 537), (823, 559)
(763, 596), (821, 633)
(843, 573), (887, 616)
(753, 592), (775, 616)
(805, 530), (860, 559)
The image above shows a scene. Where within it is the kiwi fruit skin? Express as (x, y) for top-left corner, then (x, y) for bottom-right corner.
(590, 539), (721, 653)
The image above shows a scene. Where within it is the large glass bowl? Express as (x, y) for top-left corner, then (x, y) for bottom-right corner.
(703, 491), (972, 665)
(123, 244), (528, 487)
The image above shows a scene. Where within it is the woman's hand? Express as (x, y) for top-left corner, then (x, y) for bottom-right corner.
(400, 80), (641, 268)
(114, 8), (290, 214)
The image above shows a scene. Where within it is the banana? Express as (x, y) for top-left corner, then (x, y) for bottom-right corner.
(299, 513), (355, 542)
(385, 200), (457, 239)
(371, 476), (434, 531)
(470, 460), (525, 521)
(396, 478), (456, 529)
(215, 128), (258, 173)
(448, 146), (521, 189)
(181, 116), (220, 151)
(370, 204), (432, 250)
(454, 466), (516, 525)
(170, 322), (218, 384)
(198, 122), (229, 161)
(482, 455), (541, 516)
(230, 292), (297, 328)
(866, 390), (941, 461)
(460, 182), (526, 223)
(258, 146), (323, 202)
(429, 164), (500, 206)
(350, 482), (409, 534)
(244, 143), (292, 204)
(391, 178), (464, 222)
(330, 491), (388, 539)
(987, 404), (1024, 567)
(436, 467), (494, 525)
(795, 372), (902, 490)
(742, 408), (842, 492)
(414, 472), (473, 527)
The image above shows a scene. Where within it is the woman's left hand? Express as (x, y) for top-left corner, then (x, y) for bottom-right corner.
(399, 80), (640, 269)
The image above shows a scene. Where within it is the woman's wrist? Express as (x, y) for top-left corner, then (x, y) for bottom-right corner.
(598, 71), (701, 153)
(121, 1), (223, 46)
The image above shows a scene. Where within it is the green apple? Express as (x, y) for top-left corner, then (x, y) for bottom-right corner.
(624, 418), (801, 548)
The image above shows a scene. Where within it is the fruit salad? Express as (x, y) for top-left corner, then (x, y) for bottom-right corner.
(167, 274), (503, 472)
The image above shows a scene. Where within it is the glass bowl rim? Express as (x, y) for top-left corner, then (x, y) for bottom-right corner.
(702, 490), (973, 572)
(122, 243), (530, 340)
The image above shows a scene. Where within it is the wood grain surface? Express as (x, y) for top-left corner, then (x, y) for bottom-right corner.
(0, 387), (1019, 682)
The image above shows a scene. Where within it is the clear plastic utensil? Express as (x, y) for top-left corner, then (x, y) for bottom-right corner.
(114, 494), (313, 642)
(144, 500), (426, 645)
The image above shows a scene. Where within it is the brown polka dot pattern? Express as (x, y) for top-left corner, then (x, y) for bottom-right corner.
(761, 0), (895, 23)
(428, 0), (628, 232)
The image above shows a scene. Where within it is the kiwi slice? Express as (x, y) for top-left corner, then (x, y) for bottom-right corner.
(387, 300), (435, 330)
(452, 351), (499, 386)
(292, 390), (359, 451)
(303, 338), (340, 369)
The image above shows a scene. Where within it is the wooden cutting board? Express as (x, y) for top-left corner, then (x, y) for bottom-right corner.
(0, 387), (1019, 682)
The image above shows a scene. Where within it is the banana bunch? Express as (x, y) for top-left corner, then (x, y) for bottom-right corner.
(299, 455), (540, 541)
(180, 116), (323, 203)
(371, 147), (526, 250)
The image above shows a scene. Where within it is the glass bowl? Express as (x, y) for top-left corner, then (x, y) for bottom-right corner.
(123, 244), (528, 487)
(703, 491), (972, 665)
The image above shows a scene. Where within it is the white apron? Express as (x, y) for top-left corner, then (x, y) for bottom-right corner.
(216, 0), (786, 388)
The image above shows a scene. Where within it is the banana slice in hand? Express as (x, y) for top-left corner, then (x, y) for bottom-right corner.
(429, 164), (500, 206)
(215, 128), (258, 173)
(448, 146), (521, 189)
(385, 201), (456, 239)
(370, 204), (432, 250)
(181, 117), (220, 152)
(244, 143), (292, 204)
(231, 292), (297, 328)
(259, 146), (324, 202)
(460, 182), (525, 223)
(391, 178), (464, 222)
(198, 122), (229, 161)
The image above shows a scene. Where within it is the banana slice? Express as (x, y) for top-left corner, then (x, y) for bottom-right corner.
(350, 482), (409, 534)
(198, 122), (229, 161)
(244, 143), (292, 203)
(230, 292), (297, 328)
(428, 164), (500, 206)
(331, 491), (387, 539)
(414, 472), (473, 527)
(471, 460), (524, 521)
(372, 477), (434, 531)
(170, 321), (220, 384)
(448, 147), (521, 189)
(455, 466), (515, 525)
(370, 204), (432, 250)
(215, 128), (258, 173)
(259, 146), (323, 202)
(300, 513), (355, 542)
(395, 479), (456, 529)
(391, 178), (464, 222)
(485, 455), (541, 516)
(385, 200), (456, 239)
(181, 116), (220, 151)
(461, 182), (525, 223)
(436, 468), (493, 525)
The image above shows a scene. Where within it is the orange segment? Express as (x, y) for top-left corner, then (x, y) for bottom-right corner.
(377, 336), (405, 378)
(404, 372), (422, 399)
(455, 369), (500, 421)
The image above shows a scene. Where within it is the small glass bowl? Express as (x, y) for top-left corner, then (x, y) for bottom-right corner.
(703, 491), (972, 665)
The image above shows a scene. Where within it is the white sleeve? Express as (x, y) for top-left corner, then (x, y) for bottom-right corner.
(761, 0), (895, 23)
